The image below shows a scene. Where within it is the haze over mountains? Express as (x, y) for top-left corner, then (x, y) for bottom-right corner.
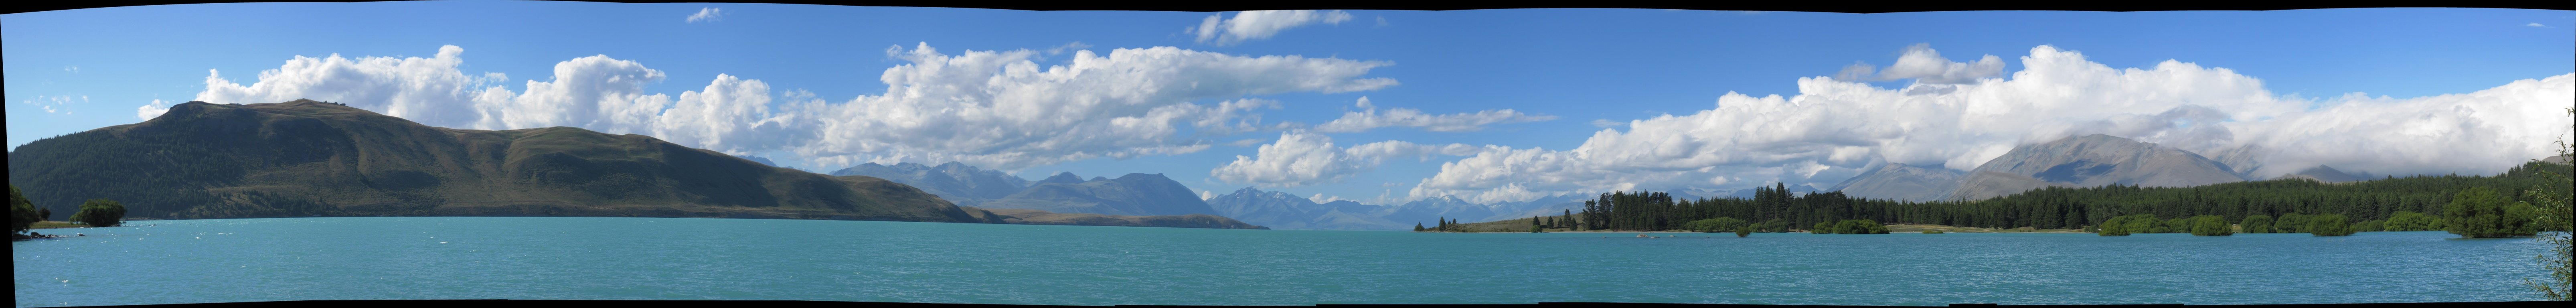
(1830, 134), (2403, 202)
(5, 99), (1262, 229)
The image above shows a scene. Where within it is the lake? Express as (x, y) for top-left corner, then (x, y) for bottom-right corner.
(11, 217), (2557, 306)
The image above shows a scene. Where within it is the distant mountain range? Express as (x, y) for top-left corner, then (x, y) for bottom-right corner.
(4, 99), (1261, 229)
(830, 163), (1223, 217)
(1830, 134), (2404, 202)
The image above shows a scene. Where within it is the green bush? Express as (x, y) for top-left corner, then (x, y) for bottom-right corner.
(1922, 229), (1945, 234)
(1812, 221), (1835, 234)
(2191, 215), (2233, 236)
(2098, 215), (2137, 236)
(1812, 219), (1889, 235)
(2276, 213), (2312, 234)
(2445, 186), (2540, 238)
(1734, 226), (1752, 237)
(2310, 213), (2355, 236)
(2240, 215), (2274, 233)
(2353, 220), (2385, 233)
(2384, 211), (2440, 231)
(69, 199), (126, 227)
(10, 185), (37, 233)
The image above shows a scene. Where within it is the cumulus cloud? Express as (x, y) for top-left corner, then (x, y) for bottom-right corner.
(687, 8), (723, 23)
(194, 44), (1393, 170)
(1313, 97), (1557, 132)
(789, 43), (1394, 170)
(197, 45), (501, 128)
(1834, 44), (2005, 85)
(1211, 131), (1474, 188)
(1190, 10), (1354, 46)
(137, 99), (171, 120)
(1408, 44), (2573, 203)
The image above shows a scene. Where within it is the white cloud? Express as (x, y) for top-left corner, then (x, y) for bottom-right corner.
(197, 45), (499, 128)
(137, 99), (171, 120)
(1835, 43), (2005, 85)
(1045, 42), (1094, 56)
(2530, 22), (2550, 28)
(687, 8), (723, 23)
(1211, 131), (1474, 188)
(790, 43), (1395, 171)
(63, 66), (78, 73)
(26, 95), (83, 113)
(1313, 97), (1557, 132)
(196, 44), (1395, 171)
(1190, 10), (1355, 46)
(1408, 44), (2575, 203)
(1590, 119), (1625, 128)
(1228, 138), (1268, 147)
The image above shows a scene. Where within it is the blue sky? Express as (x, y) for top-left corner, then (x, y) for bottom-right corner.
(8, 4), (2572, 205)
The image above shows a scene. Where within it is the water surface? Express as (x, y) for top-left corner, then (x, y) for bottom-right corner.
(12, 217), (2556, 306)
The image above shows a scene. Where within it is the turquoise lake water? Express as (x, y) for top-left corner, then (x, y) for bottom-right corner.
(11, 217), (2559, 307)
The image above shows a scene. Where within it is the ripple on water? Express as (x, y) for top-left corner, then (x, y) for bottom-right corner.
(11, 218), (2558, 307)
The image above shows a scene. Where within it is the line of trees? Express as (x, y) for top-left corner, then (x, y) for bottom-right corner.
(1478, 160), (2562, 237)
(13, 184), (127, 238)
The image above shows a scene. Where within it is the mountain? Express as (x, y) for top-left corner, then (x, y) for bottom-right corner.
(1827, 163), (1964, 202)
(829, 162), (1031, 207)
(980, 173), (1221, 216)
(970, 207), (1267, 229)
(1037, 172), (1086, 184)
(2274, 165), (2369, 183)
(2203, 144), (2269, 179)
(1946, 134), (2248, 201)
(733, 155), (779, 167)
(6, 100), (989, 223)
(1203, 187), (1407, 230)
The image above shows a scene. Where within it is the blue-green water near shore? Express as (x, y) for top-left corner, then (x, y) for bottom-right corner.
(12, 217), (2556, 307)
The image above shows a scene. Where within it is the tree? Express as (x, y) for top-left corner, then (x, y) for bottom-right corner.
(2310, 213), (2354, 237)
(2276, 213), (2312, 234)
(2384, 211), (2439, 231)
(1811, 221), (1835, 234)
(2240, 215), (2274, 233)
(1734, 226), (1752, 237)
(11, 185), (38, 234)
(2445, 187), (2539, 238)
(69, 199), (127, 227)
(2098, 215), (2135, 236)
(2191, 215), (2233, 236)
(2522, 107), (2574, 300)
(1530, 225), (1542, 233)
(1414, 223), (1424, 232)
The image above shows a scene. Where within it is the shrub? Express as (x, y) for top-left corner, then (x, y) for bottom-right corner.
(69, 199), (127, 227)
(2310, 213), (2355, 236)
(2240, 215), (2274, 233)
(1922, 229), (1945, 234)
(2191, 215), (2233, 236)
(1734, 226), (1752, 237)
(2446, 187), (2541, 238)
(10, 185), (36, 233)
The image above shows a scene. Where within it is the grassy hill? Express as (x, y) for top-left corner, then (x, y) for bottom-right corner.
(8, 99), (990, 223)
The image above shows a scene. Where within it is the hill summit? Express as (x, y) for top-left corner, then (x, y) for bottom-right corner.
(8, 99), (990, 223)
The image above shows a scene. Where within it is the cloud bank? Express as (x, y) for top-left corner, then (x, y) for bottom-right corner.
(1408, 45), (2573, 203)
(190, 44), (1397, 171)
(1211, 131), (1476, 188)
